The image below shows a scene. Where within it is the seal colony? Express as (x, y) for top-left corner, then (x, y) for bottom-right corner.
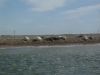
(0, 34), (100, 47)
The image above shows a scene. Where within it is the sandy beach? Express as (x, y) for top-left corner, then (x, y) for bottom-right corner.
(0, 34), (100, 48)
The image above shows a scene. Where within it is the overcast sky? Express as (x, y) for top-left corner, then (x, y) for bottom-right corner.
(0, 0), (100, 35)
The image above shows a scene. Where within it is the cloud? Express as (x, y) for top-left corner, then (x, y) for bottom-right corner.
(63, 4), (100, 18)
(59, 4), (100, 33)
(0, 0), (73, 12)
(23, 0), (66, 12)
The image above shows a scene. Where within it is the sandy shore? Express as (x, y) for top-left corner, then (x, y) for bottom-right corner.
(0, 42), (100, 49)
(0, 34), (100, 48)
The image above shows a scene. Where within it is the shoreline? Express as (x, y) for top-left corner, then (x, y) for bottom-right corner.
(0, 43), (100, 49)
(0, 34), (100, 48)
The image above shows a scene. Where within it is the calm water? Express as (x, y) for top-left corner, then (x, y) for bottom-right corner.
(0, 45), (100, 75)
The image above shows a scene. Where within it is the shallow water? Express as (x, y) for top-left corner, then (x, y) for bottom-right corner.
(0, 45), (100, 75)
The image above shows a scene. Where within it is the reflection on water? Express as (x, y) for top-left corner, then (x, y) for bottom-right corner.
(0, 45), (100, 75)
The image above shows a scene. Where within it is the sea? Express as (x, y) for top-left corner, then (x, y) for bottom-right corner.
(0, 44), (100, 75)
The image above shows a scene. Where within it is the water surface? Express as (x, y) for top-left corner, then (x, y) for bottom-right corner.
(0, 45), (100, 75)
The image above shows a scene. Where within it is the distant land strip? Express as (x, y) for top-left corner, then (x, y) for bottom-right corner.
(0, 34), (100, 47)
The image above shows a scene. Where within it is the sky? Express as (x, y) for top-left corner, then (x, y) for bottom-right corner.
(0, 0), (100, 35)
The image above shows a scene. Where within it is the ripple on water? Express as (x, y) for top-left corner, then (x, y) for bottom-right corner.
(0, 45), (100, 75)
